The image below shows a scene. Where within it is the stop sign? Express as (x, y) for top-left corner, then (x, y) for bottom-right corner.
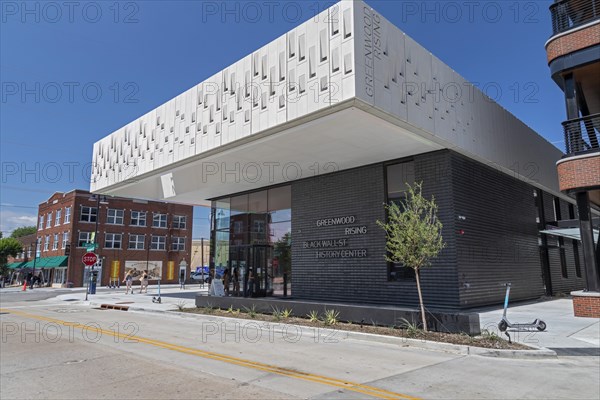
(82, 252), (98, 267)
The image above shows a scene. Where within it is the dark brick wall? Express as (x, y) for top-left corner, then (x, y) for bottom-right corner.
(251, 149), (584, 310)
(451, 153), (546, 308)
(291, 151), (460, 309)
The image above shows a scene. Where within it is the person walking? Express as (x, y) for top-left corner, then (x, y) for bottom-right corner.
(123, 271), (133, 294)
(139, 271), (149, 294)
(246, 270), (255, 298)
(232, 267), (240, 297)
(223, 268), (230, 296)
(179, 269), (186, 290)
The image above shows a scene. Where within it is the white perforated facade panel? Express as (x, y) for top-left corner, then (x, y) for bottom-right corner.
(92, 0), (562, 201)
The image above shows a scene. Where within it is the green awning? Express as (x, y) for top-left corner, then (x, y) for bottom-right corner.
(21, 256), (68, 269)
(7, 261), (26, 269)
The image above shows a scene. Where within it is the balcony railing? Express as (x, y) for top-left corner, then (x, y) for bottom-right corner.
(563, 113), (600, 154)
(550, 0), (600, 35)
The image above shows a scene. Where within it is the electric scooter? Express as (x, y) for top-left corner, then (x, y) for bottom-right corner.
(152, 279), (162, 303)
(498, 283), (546, 334)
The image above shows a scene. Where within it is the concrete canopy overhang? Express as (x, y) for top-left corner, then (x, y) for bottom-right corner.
(94, 100), (444, 206)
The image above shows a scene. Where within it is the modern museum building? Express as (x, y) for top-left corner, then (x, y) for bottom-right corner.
(91, 0), (592, 310)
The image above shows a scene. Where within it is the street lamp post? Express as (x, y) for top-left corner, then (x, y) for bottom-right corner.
(86, 194), (108, 301)
(30, 239), (39, 290)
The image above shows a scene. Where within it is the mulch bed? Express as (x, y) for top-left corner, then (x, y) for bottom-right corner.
(181, 307), (529, 350)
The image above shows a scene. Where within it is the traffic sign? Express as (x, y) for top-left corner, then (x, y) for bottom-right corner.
(82, 252), (98, 267)
(86, 243), (98, 252)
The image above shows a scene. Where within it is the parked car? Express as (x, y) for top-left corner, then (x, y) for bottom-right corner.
(189, 266), (225, 283)
(190, 271), (208, 282)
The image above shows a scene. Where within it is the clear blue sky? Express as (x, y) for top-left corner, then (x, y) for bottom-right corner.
(0, 0), (565, 237)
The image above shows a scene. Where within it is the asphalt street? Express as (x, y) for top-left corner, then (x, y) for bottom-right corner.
(0, 289), (599, 399)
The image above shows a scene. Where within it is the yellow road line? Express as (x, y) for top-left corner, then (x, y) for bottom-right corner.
(1, 308), (420, 400)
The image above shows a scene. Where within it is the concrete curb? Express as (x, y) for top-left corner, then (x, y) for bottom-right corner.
(129, 306), (558, 359)
(57, 295), (557, 359)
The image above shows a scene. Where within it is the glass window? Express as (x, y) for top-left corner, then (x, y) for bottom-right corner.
(107, 209), (124, 225)
(214, 198), (231, 269)
(131, 211), (146, 226)
(268, 186), (291, 223)
(39, 216), (44, 230)
(62, 232), (69, 249)
(151, 236), (166, 250)
(105, 233), (122, 249)
(47, 212), (52, 228)
(55, 209), (61, 225)
(43, 235), (49, 251)
(152, 213), (167, 228)
(64, 207), (71, 223)
(172, 237), (185, 251)
(249, 191), (267, 213)
(80, 206), (97, 222)
(52, 233), (59, 250)
(210, 185), (292, 296)
(129, 234), (145, 250)
(387, 161), (415, 199)
(53, 268), (66, 285)
(78, 232), (92, 247)
(386, 161), (416, 281)
(173, 215), (187, 229)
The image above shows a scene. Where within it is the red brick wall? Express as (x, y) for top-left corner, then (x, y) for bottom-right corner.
(573, 294), (600, 318)
(557, 153), (600, 192)
(546, 23), (600, 64)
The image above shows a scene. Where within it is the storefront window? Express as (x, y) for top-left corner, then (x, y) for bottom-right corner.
(211, 185), (291, 297)
(53, 268), (66, 285)
(214, 198), (231, 272)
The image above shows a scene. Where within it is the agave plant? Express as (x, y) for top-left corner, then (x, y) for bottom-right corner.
(323, 309), (340, 326)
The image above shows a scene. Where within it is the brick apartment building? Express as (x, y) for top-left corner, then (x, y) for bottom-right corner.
(10, 190), (193, 287)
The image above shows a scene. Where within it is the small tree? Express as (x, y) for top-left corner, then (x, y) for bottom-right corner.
(377, 182), (445, 332)
(0, 237), (23, 279)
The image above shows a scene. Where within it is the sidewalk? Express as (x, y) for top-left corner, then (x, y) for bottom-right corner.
(56, 284), (208, 312)
(478, 298), (599, 352)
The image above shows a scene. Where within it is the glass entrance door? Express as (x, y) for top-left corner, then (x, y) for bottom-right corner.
(249, 245), (273, 297)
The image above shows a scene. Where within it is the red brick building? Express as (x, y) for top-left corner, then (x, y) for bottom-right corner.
(29, 190), (193, 287)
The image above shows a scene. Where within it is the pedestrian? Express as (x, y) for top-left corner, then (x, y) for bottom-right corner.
(123, 271), (133, 294)
(223, 268), (230, 296)
(179, 269), (186, 290)
(27, 272), (33, 289)
(139, 271), (149, 293)
(246, 270), (255, 298)
(232, 267), (240, 296)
